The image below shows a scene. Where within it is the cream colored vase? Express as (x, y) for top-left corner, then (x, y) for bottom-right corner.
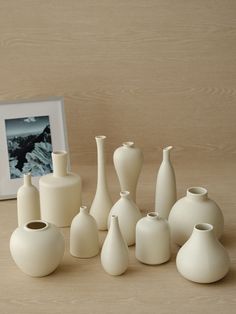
(70, 206), (100, 258)
(10, 220), (65, 277)
(107, 191), (142, 246)
(155, 146), (176, 219)
(113, 142), (143, 202)
(136, 212), (171, 265)
(176, 223), (230, 283)
(101, 215), (129, 276)
(90, 136), (113, 231)
(17, 173), (40, 226)
(168, 187), (224, 246)
(39, 151), (82, 227)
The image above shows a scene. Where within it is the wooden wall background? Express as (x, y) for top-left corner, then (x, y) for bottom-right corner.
(0, 0), (235, 165)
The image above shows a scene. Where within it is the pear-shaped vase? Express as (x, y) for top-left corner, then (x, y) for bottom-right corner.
(70, 206), (100, 258)
(101, 215), (129, 276)
(113, 141), (143, 202)
(155, 146), (176, 219)
(90, 136), (113, 231)
(136, 212), (171, 265)
(17, 173), (40, 226)
(168, 187), (224, 246)
(176, 223), (230, 283)
(40, 151), (82, 227)
(108, 191), (142, 246)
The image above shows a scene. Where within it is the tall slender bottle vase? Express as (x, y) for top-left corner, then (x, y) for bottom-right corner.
(17, 173), (40, 226)
(113, 142), (143, 202)
(155, 146), (176, 219)
(40, 151), (82, 227)
(90, 136), (113, 231)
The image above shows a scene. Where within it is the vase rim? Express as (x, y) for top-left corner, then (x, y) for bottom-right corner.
(147, 212), (160, 220)
(163, 145), (173, 151)
(187, 187), (208, 196)
(95, 135), (106, 140)
(194, 223), (213, 232)
(122, 141), (134, 147)
(24, 220), (49, 232)
(120, 191), (130, 197)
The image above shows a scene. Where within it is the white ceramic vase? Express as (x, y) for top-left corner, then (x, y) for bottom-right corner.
(176, 223), (230, 283)
(70, 206), (100, 258)
(40, 151), (82, 227)
(107, 191), (142, 246)
(90, 136), (113, 231)
(113, 141), (143, 202)
(168, 187), (224, 246)
(155, 146), (176, 219)
(17, 173), (40, 226)
(101, 215), (129, 276)
(136, 212), (171, 265)
(10, 220), (65, 277)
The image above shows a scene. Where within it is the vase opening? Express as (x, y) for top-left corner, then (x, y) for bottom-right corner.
(122, 141), (134, 148)
(187, 187), (208, 200)
(147, 212), (160, 220)
(163, 146), (173, 151)
(53, 150), (67, 156)
(25, 221), (49, 231)
(120, 191), (130, 198)
(195, 223), (213, 232)
(95, 135), (106, 140)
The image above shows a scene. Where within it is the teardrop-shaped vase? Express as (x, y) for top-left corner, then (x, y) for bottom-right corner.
(155, 146), (176, 219)
(90, 136), (113, 231)
(17, 173), (40, 226)
(101, 215), (129, 276)
(107, 191), (142, 246)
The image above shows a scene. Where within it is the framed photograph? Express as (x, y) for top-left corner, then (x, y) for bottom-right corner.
(0, 97), (69, 200)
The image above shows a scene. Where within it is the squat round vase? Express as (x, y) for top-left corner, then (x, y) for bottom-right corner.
(70, 206), (100, 258)
(90, 136), (113, 231)
(101, 215), (129, 276)
(17, 173), (40, 226)
(107, 191), (142, 246)
(113, 141), (143, 202)
(136, 212), (171, 265)
(10, 220), (65, 277)
(155, 146), (176, 219)
(168, 187), (224, 246)
(40, 151), (82, 227)
(176, 223), (230, 283)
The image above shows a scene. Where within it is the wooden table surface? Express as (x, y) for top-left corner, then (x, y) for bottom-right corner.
(0, 159), (235, 314)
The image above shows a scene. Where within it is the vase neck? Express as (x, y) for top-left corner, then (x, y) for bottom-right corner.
(23, 173), (32, 186)
(147, 212), (161, 221)
(187, 187), (208, 201)
(122, 141), (134, 148)
(109, 215), (122, 236)
(120, 191), (131, 200)
(162, 146), (173, 162)
(95, 136), (108, 188)
(80, 206), (88, 215)
(52, 151), (68, 177)
(191, 223), (216, 243)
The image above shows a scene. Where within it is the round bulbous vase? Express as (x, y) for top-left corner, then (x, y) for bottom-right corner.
(107, 191), (142, 246)
(10, 220), (65, 277)
(168, 187), (224, 246)
(70, 206), (100, 258)
(17, 173), (40, 226)
(40, 151), (82, 227)
(101, 215), (129, 276)
(176, 223), (230, 283)
(136, 212), (171, 265)
(113, 141), (143, 202)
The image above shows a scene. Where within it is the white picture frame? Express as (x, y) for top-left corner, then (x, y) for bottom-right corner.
(0, 97), (69, 200)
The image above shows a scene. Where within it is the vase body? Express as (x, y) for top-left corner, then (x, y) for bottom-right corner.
(40, 151), (82, 227)
(176, 223), (230, 283)
(10, 220), (65, 277)
(136, 212), (171, 265)
(101, 215), (129, 276)
(17, 173), (40, 226)
(168, 187), (224, 246)
(70, 206), (100, 258)
(107, 191), (142, 246)
(155, 146), (176, 219)
(113, 142), (143, 202)
(90, 136), (113, 231)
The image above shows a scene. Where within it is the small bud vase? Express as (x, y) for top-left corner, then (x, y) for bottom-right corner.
(101, 215), (129, 276)
(176, 223), (230, 283)
(155, 146), (176, 219)
(113, 141), (143, 202)
(17, 173), (40, 226)
(136, 212), (171, 265)
(39, 151), (82, 227)
(70, 206), (100, 258)
(90, 136), (113, 231)
(107, 191), (142, 246)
